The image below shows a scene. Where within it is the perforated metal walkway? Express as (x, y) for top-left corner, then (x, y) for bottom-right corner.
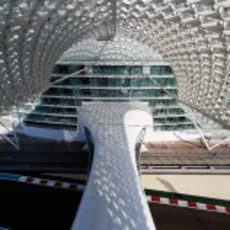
(71, 102), (155, 230)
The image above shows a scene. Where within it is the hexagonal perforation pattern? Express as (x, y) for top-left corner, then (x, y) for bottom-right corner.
(0, 0), (229, 126)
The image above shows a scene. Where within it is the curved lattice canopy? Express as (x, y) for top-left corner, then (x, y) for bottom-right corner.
(0, 0), (229, 127)
(59, 38), (164, 63)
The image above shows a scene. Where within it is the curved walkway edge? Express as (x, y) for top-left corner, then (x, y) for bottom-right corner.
(71, 102), (155, 230)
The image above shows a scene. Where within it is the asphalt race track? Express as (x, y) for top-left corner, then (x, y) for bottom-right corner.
(0, 179), (230, 230)
(0, 179), (82, 230)
(150, 203), (230, 230)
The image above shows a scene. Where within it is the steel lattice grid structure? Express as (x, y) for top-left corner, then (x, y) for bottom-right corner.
(0, 0), (229, 127)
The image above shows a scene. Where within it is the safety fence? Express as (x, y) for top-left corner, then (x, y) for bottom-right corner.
(146, 189), (230, 215)
(1, 173), (229, 215)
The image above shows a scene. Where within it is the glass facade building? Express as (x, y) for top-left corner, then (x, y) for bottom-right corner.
(0, 1), (229, 130)
(23, 64), (194, 131)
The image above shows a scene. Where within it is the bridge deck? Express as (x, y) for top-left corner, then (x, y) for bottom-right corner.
(72, 102), (155, 230)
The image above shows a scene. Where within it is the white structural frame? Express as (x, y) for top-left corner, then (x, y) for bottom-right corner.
(0, 1), (229, 128)
(72, 102), (155, 230)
